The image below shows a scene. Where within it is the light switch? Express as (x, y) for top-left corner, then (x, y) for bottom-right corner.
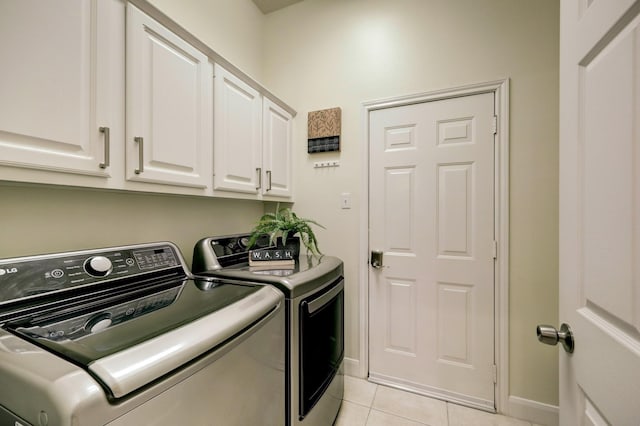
(341, 193), (352, 209)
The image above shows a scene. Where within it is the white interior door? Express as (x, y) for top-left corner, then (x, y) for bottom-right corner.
(558, 0), (640, 424)
(369, 92), (496, 411)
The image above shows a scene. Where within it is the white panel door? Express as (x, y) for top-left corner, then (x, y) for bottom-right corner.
(559, 0), (640, 424)
(0, 0), (122, 177)
(126, 5), (212, 189)
(369, 93), (495, 411)
(213, 64), (262, 194)
(263, 98), (292, 198)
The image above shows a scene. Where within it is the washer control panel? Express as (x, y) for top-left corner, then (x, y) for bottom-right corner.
(0, 244), (182, 306)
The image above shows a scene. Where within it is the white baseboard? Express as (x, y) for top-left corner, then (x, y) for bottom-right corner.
(343, 357), (364, 378)
(507, 395), (558, 426)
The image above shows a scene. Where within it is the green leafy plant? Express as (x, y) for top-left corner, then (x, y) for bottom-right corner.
(248, 207), (325, 255)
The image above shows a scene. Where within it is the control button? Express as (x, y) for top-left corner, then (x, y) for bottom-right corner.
(84, 256), (113, 277)
(125, 258), (135, 266)
(85, 313), (112, 333)
(51, 269), (64, 279)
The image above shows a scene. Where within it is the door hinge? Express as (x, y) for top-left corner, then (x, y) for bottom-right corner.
(493, 364), (498, 384)
(492, 115), (498, 135)
(492, 240), (498, 259)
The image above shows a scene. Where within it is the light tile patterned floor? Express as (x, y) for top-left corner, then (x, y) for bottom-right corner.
(335, 376), (540, 426)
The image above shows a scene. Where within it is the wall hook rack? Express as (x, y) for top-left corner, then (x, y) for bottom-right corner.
(313, 161), (340, 168)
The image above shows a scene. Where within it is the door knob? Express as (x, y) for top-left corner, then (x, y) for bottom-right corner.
(536, 323), (574, 353)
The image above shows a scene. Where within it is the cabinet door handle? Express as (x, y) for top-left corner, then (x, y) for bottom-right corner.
(99, 127), (110, 169)
(256, 167), (262, 190)
(266, 170), (272, 191)
(134, 137), (144, 174)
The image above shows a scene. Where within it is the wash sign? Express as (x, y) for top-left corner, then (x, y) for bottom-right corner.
(249, 249), (294, 261)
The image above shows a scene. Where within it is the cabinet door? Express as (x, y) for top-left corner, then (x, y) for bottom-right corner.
(0, 0), (122, 178)
(213, 64), (262, 194)
(126, 5), (212, 189)
(262, 98), (292, 198)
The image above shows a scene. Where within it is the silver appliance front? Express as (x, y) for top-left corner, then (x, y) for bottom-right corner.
(192, 234), (345, 426)
(291, 277), (344, 426)
(0, 243), (285, 426)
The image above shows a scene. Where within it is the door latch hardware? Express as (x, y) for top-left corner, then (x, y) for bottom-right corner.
(536, 323), (574, 353)
(370, 250), (383, 269)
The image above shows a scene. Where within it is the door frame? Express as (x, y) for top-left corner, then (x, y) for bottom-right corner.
(357, 79), (510, 412)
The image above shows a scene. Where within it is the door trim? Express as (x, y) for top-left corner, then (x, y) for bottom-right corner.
(357, 79), (510, 412)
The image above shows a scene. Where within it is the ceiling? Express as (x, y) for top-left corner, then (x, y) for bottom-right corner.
(252, 0), (303, 14)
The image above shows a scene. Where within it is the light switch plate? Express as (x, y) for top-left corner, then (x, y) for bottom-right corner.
(341, 193), (351, 209)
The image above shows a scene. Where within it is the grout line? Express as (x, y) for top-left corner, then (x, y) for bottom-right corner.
(365, 383), (447, 426)
(344, 400), (374, 409)
(369, 407), (432, 426)
(370, 382), (379, 408)
(363, 383), (377, 424)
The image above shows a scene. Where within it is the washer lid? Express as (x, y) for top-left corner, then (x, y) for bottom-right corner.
(8, 279), (283, 398)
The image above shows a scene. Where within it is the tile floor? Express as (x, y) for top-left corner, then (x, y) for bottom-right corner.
(335, 376), (541, 426)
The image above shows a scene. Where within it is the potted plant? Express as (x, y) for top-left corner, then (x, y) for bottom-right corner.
(248, 207), (325, 256)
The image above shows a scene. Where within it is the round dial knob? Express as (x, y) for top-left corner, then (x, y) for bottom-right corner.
(84, 313), (112, 333)
(84, 256), (113, 277)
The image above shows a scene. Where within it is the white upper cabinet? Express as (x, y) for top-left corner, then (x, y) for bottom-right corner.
(213, 64), (293, 199)
(213, 64), (262, 194)
(0, 0), (124, 181)
(0, 1), (293, 197)
(126, 5), (212, 190)
(262, 98), (293, 198)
